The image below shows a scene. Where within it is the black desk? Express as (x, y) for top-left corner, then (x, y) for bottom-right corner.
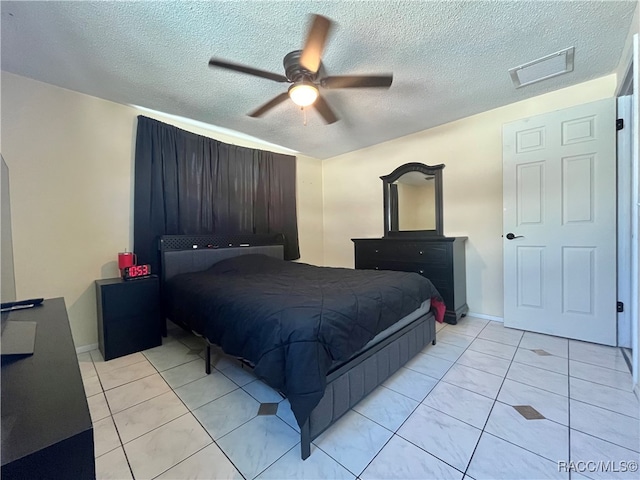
(1, 298), (95, 479)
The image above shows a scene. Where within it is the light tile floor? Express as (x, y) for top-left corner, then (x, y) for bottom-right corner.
(79, 317), (640, 480)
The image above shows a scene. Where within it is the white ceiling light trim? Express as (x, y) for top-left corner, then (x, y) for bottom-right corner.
(509, 47), (575, 88)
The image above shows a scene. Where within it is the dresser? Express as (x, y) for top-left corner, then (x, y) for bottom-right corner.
(1, 298), (95, 479)
(352, 237), (468, 324)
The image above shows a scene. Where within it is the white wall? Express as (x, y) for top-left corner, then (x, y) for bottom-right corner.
(296, 154), (324, 266)
(322, 75), (618, 319)
(1, 72), (324, 348)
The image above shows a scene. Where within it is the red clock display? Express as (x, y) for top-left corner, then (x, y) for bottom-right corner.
(122, 264), (151, 280)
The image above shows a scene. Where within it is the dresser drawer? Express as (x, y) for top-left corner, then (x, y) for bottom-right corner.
(355, 242), (398, 261)
(361, 260), (444, 278)
(356, 259), (417, 274)
(395, 242), (449, 266)
(356, 260), (452, 304)
(355, 241), (449, 266)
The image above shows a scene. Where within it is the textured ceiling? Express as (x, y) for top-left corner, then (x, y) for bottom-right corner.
(1, 1), (636, 159)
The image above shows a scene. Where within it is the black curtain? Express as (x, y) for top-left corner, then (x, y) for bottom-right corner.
(133, 116), (300, 273)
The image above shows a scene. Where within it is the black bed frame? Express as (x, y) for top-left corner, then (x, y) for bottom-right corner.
(159, 234), (436, 460)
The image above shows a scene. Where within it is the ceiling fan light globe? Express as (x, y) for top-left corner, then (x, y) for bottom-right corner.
(289, 83), (319, 107)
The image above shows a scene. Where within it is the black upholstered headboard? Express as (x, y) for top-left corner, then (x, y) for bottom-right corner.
(159, 234), (285, 282)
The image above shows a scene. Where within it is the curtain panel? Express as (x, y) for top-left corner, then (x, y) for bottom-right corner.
(133, 116), (300, 273)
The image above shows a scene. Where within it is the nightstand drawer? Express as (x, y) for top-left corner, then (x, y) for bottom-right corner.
(103, 315), (161, 359)
(100, 279), (159, 320)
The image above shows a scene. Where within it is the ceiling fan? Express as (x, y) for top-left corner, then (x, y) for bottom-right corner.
(208, 14), (393, 124)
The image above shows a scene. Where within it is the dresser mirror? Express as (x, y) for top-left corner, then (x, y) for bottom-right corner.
(381, 162), (444, 237)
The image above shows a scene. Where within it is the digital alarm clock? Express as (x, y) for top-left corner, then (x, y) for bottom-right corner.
(122, 264), (152, 280)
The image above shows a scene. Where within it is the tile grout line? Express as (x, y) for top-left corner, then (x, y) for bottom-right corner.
(503, 374), (567, 398)
(148, 335), (246, 480)
(251, 443), (301, 480)
(95, 336), (214, 479)
(568, 373), (636, 394)
(96, 320), (638, 479)
(562, 344), (635, 476)
(313, 322), (461, 477)
(361, 319), (493, 477)
(168, 333), (303, 480)
(132, 335), (219, 479)
(100, 329), (364, 477)
(88, 351), (136, 480)
(312, 410), (391, 478)
(568, 425), (640, 455)
(473, 338), (584, 474)
(316, 320), (481, 478)
(569, 397), (640, 422)
(461, 320), (527, 478)
(118, 348), (170, 480)
(355, 377), (462, 476)
(445, 341), (571, 475)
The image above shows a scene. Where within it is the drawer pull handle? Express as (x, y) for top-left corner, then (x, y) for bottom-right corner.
(375, 249), (379, 253)
(419, 251), (423, 255)
(375, 266), (379, 270)
(419, 270), (424, 274)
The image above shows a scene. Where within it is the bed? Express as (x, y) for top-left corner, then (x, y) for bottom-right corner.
(159, 234), (441, 459)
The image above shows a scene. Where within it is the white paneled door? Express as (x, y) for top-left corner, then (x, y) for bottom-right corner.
(503, 98), (617, 345)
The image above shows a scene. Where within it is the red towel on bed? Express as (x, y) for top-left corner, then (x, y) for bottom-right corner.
(432, 297), (446, 323)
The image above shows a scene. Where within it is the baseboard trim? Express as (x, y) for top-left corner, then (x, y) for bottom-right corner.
(76, 343), (98, 354)
(466, 311), (504, 322)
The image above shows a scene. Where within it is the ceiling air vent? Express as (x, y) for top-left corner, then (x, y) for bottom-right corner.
(509, 47), (575, 88)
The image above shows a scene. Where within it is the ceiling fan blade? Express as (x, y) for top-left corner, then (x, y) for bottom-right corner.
(321, 75), (393, 89)
(300, 14), (332, 73)
(209, 58), (288, 83)
(248, 92), (290, 117)
(313, 94), (338, 124)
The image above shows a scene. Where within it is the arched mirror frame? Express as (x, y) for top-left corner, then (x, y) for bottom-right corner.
(381, 162), (445, 237)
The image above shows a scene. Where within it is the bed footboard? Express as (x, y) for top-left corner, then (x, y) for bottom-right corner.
(300, 311), (435, 459)
(196, 312), (435, 460)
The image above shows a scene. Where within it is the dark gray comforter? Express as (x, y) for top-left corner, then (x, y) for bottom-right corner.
(165, 254), (440, 427)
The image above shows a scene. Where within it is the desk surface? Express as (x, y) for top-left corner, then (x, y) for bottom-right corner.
(1, 297), (92, 466)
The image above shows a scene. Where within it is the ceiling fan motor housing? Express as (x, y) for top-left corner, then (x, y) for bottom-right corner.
(284, 50), (319, 83)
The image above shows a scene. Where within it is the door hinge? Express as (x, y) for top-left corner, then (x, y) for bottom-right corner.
(617, 301), (624, 313)
(616, 118), (624, 130)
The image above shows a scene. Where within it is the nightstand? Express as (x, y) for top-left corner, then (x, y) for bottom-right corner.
(95, 275), (161, 361)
